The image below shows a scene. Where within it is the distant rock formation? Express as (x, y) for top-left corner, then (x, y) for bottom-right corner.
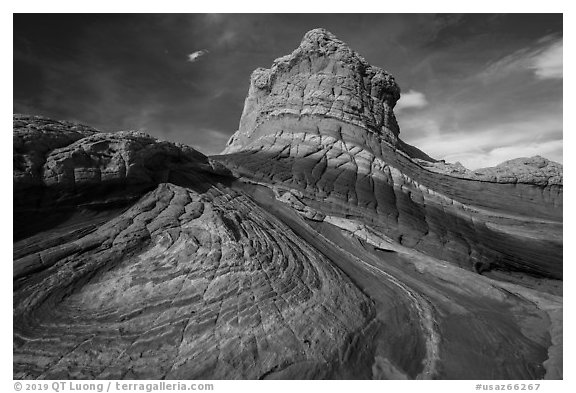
(14, 28), (562, 380)
(416, 155), (562, 186)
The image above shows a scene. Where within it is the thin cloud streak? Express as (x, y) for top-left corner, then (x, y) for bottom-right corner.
(441, 140), (562, 171)
(188, 128), (231, 155)
(531, 39), (562, 79)
(395, 90), (428, 112)
(406, 115), (563, 169)
(187, 49), (209, 63)
(481, 36), (563, 81)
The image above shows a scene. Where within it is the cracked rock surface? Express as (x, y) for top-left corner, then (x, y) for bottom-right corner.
(14, 117), (374, 379)
(15, 183), (374, 379)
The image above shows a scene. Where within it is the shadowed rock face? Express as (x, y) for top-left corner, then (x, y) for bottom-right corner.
(13, 116), (230, 241)
(14, 114), (100, 191)
(14, 28), (562, 380)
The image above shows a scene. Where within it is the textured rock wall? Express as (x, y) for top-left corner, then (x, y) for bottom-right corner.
(216, 131), (562, 279)
(217, 29), (562, 280)
(224, 28), (408, 154)
(417, 155), (563, 186)
(14, 114), (99, 190)
(234, 180), (560, 380)
(14, 182), (375, 379)
(13, 115), (230, 240)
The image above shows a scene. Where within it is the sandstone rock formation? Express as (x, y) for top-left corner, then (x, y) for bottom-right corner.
(223, 28), (433, 162)
(416, 155), (563, 186)
(15, 181), (375, 379)
(14, 114), (99, 191)
(14, 117), (230, 241)
(217, 28), (562, 280)
(14, 115), (375, 380)
(14, 28), (562, 380)
(215, 28), (562, 378)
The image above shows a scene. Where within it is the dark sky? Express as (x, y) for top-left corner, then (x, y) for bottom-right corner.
(13, 14), (562, 168)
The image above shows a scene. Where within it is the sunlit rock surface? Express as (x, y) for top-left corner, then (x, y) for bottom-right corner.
(14, 28), (562, 380)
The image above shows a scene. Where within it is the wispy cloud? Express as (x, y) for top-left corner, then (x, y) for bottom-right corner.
(482, 36), (562, 80)
(440, 140), (562, 170)
(395, 90), (428, 112)
(216, 30), (238, 47)
(204, 14), (225, 25)
(406, 115), (562, 169)
(188, 128), (231, 155)
(530, 38), (562, 79)
(187, 49), (209, 63)
(199, 14), (240, 48)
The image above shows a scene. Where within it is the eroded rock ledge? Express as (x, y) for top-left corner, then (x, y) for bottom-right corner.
(13, 114), (230, 240)
(415, 155), (563, 187)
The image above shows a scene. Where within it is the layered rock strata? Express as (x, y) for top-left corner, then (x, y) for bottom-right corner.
(14, 28), (563, 380)
(13, 115), (229, 240)
(223, 29), (432, 162)
(416, 155), (562, 186)
(14, 117), (375, 379)
(217, 28), (562, 280)
(213, 28), (562, 379)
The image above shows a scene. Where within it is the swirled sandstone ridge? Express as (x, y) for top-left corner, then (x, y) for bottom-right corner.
(14, 116), (375, 379)
(14, 28), (562, 380)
